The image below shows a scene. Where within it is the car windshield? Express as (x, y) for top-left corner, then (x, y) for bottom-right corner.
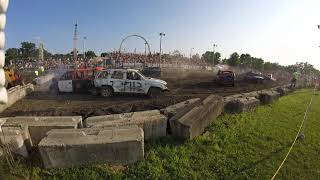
(137, 71), (146, 79)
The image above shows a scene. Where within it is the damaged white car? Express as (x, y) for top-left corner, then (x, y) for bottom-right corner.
(91, 69), (169, 97)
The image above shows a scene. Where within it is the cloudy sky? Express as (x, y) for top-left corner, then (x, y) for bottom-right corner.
(5, 0), (320, 69)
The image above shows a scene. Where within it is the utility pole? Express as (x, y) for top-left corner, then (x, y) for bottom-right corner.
(83, 36), (87, 60)
(144, 42), (147, 56)
(159, 32), (166, 67)
(73, 23), (78, 62)
(190, 48), (194, 60)
(39, 41), (44, 61)
(33, 37), (44, 62)
(212, 43), (217, 66)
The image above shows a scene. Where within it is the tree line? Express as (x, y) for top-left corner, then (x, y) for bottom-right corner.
(5, 42), (97, 64)
(201, 51), (320, 76)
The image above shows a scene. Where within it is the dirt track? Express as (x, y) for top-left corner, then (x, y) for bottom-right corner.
(0, 69), (282, 118)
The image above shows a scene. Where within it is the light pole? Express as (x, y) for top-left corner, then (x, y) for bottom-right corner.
(212, 43), (217, 66)
(190, 48), (194, 60)
(159, 32), (166, 67)
(144, 42), (147, 56)
(83, 36), (87, 60)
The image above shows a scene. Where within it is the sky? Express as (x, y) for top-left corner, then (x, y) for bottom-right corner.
(5, 0), (320, 69)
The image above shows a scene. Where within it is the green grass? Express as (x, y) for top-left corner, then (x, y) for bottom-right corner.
(1, 89), (320, 180)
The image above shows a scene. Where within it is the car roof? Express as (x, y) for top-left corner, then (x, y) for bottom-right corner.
(99, 69), (139, 72)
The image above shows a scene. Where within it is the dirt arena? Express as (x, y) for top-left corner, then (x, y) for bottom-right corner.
(0, 69), (282, 118)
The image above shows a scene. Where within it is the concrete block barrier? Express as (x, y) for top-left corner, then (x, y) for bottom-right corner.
(223, 94), (243, 105)
(86, 110), (167, 140)
(224, 97), (260, 113)
(241, 91), (260, 99)
(3, 116), (82, 146)
(275, 87), (290, 96)
(39, 126), (144, 169)
(0, 117), (5, 131)
(161, 98), (201, 119)
(0, 126), (28, 158)
(170, 95), (223, 139)
(0, 84), (34, 113)
(258, 90), (280, 104)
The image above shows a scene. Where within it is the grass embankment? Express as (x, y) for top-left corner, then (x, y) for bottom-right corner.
(1, 89), (319, 180)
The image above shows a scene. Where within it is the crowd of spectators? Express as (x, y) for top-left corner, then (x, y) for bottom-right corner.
(109, 52), (207, 67)
(8, 51), (209, 72)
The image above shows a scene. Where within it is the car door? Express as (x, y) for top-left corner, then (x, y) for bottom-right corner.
(109, 70), (125, 93)
(94, 71), (109, 87)
(124, 71), (145, 94)
(58, 71), (73, 92)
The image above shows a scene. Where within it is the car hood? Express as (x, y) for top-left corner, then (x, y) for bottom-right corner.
(147, 78), (167, 85)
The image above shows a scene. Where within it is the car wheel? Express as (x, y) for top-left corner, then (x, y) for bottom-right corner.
(148, 87), (162, 98)
(90, 88), (99, 96)
(101, 86), (113, 97)
(49, 84), (59, 95)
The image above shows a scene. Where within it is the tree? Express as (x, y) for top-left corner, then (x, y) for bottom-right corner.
(239, 54), (252, 67)
(251, 57), (264, 70)
(226, 52), (240, 66)
(5, 48), (20, 61)
(85, 50), (97, 59)
(192, 53), (201, 61)
(101, 52), (110, 57)
(201, 51), (221, 64)
(20, 42), (36, 60)
(214, 52), (221, 64)
(222, 58), (228, 64)
(172, 50), (183, 58)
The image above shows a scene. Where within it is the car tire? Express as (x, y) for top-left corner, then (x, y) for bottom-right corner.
(49, 84), (59, 95)
(90, 88), (99, 96)
(148, 87), (162, 98)
(101, 86), (113, 97)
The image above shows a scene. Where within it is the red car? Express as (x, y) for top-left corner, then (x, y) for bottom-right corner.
(50, 67), (105, 94)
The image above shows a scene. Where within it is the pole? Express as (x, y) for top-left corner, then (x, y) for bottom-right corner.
(83, 36), (87, 60)
(145, 42), (147, 56)
(212, 44), (217, 67)
(159, 32), (165, 68)
(73, 23), (78, 63)
(190, 48), (194, 60)
(159, 34), (162, 67)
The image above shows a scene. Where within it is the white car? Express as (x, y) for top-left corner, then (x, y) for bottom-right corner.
(92, 69), (168, 97)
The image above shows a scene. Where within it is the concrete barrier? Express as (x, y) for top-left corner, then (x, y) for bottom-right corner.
(0, 117), (5, 131)
(241, 91), (260, 99)
(224, 97), (260, 113)
(275, 86), (290, 96)
(3, 116), (82, 146)
(0, 126), (28, 158)
(258, 90), (280, 104)
(0, 83), (34, 113)
(223, 94), (243, 105)
(39, 126), (144, 169)
(86, 110), (167, 140)
(170, 95), (223, 139)
(161, 98), (201, 119)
